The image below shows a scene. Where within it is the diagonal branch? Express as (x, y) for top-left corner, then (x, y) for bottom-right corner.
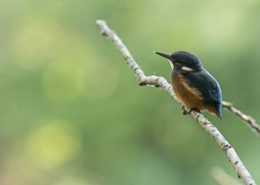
(96, 19), (256, 185)
(222, 101), (260, 135)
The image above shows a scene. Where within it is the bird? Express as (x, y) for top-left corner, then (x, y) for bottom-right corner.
(155, 51), (222, 119)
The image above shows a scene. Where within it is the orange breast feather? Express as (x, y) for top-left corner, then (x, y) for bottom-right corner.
(172, 74), (219, 116)
(172, 74), (205, 110)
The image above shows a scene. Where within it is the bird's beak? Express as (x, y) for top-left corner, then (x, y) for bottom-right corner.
(154, 51), (171, 60)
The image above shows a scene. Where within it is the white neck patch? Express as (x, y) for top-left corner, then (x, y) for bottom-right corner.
(181, 66), (194, 72)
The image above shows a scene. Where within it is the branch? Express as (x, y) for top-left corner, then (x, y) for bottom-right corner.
(96, 19), (256, 185)
(222, 101), (260, 135)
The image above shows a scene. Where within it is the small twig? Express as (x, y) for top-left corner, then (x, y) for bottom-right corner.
(212, 166), (242, 185)
(222, 101), (260, 135)
(96, 19), (257, 185)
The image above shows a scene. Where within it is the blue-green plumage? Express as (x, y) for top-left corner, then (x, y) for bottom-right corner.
(155, 51), (222, 119)
(183, 69), (222, 118)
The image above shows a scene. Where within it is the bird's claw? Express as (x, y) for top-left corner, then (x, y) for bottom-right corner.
(188, 107), (201, 114)
(182, 106), (189, 115)
(182, 106), (201, 115)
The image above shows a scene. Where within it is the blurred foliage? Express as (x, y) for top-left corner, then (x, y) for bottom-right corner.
(0, 0), (260, 185)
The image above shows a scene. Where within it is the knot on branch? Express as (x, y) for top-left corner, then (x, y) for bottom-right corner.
(96, 20), (112, 38)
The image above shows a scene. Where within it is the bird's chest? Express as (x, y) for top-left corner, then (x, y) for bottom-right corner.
(172, 72), (204, 109)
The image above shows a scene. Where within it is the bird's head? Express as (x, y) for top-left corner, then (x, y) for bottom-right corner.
(155, 51), (202, 72)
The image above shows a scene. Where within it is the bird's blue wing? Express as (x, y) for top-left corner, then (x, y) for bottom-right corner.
(183, 69), (222, 115)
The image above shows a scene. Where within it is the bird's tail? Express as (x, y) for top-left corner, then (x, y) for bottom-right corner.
(215, 103), (222, 120)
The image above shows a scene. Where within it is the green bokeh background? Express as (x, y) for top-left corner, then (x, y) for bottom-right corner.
(1, 0), (260, 185)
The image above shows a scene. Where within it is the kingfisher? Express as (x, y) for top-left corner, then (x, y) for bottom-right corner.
(155, 51), (222, 119)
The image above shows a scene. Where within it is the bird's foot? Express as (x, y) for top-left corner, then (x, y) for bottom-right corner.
(188, 107), (201, 114)
(182, 106), (189, 115)
(182, 106), (201, 115)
